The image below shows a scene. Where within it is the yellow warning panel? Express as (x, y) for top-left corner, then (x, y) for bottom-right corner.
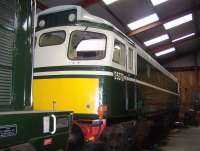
(33, 78), (99, 114)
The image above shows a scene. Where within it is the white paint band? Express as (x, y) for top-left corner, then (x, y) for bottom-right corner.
(34, 70), (179, 96)
(34, 70), (114, 77)
(127, 77), (179, 96)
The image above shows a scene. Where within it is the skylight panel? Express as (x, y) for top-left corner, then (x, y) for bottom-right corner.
(127, 13), (159, 30)
(164, 14), (193, 30)
(155, 47), (176, 57)
(144, 34), (169, 46)
(151, 0), (168, 6)
(172, 33), (195, 42)
(103, 0), (118, 5)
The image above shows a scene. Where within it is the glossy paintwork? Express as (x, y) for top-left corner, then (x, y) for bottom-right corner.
(33, 78), (99, 114)
(34, 65), (179, 119)
(0, 0), (33, 111)
(0, 111), (71, 150)
(0, 0), (72, 149)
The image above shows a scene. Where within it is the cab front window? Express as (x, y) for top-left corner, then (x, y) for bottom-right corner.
(39, 31), (66, 47)
(68, 31), (106, 60)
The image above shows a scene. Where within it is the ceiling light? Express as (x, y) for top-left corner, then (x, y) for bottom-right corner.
(151, 0), (168, 6)
(102, 0), (118, 5)
(164, 14), (193, 30)
(155, 47), (175, 57)
(172, 33), (195, 42)
(127, 13), (159, 30)
(144, 34), (169, 46)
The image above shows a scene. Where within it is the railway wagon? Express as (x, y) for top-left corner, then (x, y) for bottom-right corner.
(0, 0), (72, 150)
(33, 5), (179, 150)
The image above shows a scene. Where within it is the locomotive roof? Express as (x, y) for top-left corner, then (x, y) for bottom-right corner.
(37, 5), (178, 83)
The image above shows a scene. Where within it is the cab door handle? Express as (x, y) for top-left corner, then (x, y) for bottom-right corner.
(50, 114), (57, 134)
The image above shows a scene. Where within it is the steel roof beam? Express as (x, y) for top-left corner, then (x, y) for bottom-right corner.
(158, 48), (199, 64)
(149, 35), (198, 54)
(79, 0), (100, 8)
(128, 4), (200, 37)
(35, 0), (149, 52)
(192, 0), (200, 36)
(36, 0), (99, 10)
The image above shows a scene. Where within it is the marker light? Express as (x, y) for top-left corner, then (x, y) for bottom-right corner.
(103, 0), (118, 5)
(128, 13), (159, 30)
(144, 34), (169, 46)
(39, 20), (46, 28)
(172, 33), (195, 42)
(151, 0), (168, 6)
(164, 14), (193, 30)
(68, 13), (76, 22)
(155, 47), (176, 57)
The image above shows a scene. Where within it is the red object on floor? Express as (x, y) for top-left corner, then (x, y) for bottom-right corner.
(77, 119), (106, 142)
(43, 138), (53, 146)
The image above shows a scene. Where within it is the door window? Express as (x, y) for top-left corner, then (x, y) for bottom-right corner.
(128, 47), (133, 70)
(113, 40), (126, 66)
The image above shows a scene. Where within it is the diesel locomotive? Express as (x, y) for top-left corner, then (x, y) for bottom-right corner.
(0, 1), (72, 150)
(33, 5), (179, 150)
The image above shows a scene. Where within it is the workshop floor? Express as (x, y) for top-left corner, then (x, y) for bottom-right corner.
(145, 126), (200, 151)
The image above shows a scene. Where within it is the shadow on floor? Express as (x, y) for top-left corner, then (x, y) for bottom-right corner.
(144, 126), (200, 151)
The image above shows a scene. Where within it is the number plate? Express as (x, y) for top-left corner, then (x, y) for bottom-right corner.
(0, 124), (17, 138)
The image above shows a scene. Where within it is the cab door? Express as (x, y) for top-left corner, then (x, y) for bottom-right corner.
(111, 36), (127, 115)
(126, 45), (137, 112)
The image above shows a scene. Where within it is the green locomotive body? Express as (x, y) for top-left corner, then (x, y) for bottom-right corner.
(33, 5), (179, 149)
(0, 0), (72, 150)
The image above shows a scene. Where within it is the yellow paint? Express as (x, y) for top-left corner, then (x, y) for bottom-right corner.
(33, 78), (99, 114)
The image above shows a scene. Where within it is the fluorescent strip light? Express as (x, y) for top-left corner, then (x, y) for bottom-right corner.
(127, 13), (159, 30)
(164, 14), (193, 30)
(151, 0), (168, 6)
(102, 0), (118, 5)
(172, 33), (195, 42)
(155, 47), (175, 57)
(144, 34), (169, 46)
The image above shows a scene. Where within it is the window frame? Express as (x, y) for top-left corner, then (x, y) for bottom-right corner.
(39, 30), (66, 47)
(127, 45), (137, 75)
(67, 30), (107, 61)
(112, 39), (126, 66)
(128, 47), (134, 71)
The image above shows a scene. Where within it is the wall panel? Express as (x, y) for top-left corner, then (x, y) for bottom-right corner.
(171, 70), (200, 117)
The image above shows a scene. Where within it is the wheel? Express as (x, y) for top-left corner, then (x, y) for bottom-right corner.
(134, 120), (153, 151)
(99, 124), (134, 151)
(66, 124), (84, 151)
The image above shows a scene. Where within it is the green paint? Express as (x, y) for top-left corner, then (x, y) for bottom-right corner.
(34, 64), (179, 120)
(0, 111), (71, 149)
(0, 0), (72, 149)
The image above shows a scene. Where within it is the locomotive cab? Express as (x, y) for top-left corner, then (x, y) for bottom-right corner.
(34, 26), (112, 69)
(33, 5), (179, 143)
(33, 7), (133, 141)
(33, 6), (138, 121)
(34, 26), (113, 114)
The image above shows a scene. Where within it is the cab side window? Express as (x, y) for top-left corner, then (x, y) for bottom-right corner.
(128, 47), (133, 70)
(39, 31), (66, 47)
(112, 40), (126, 66)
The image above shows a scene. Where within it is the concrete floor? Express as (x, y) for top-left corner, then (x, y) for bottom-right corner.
(150, 127), (200, 151)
